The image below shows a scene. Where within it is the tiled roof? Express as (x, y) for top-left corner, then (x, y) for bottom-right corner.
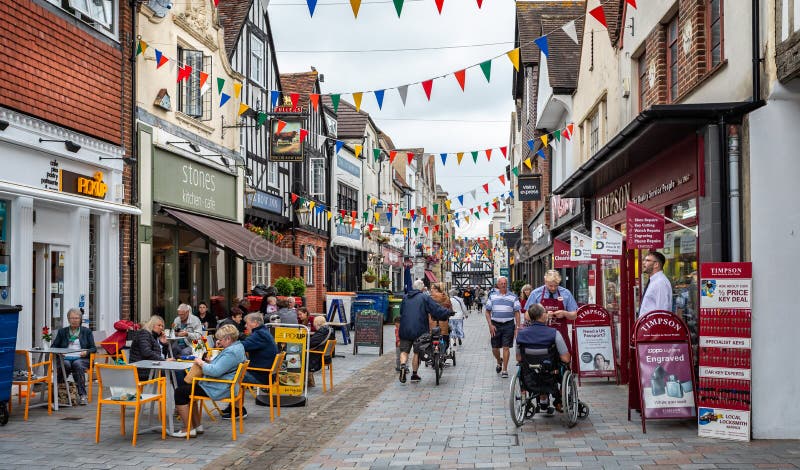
(541, 14), (584, 90)
(217, 0), (253, 58)
(279, 71), (320, 109)
(378, 131), (396, 151)
(516, 1), (585, 64)
(325, 97), (369, 138)
(602, 0), (624, 46)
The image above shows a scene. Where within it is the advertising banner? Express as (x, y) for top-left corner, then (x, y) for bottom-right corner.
(591, 220), (623, 258)
(569, 230), (593, 263)
(636, 342), (696, 419)
(553, 238), (577, 268)
(626, 202), (665, 249)
(698, 408), (751, 441)
(273, 326), (309, 396)
(573, 305), (616, 379)
(517, 175), (542, 201)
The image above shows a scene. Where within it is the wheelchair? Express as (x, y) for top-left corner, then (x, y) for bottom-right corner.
(508, 346), (589, 428)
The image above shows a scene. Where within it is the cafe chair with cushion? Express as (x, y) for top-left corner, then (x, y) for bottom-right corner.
(308, 339), (336, 393)
(94, 364), (167, 447)
(11, 350), (53, 420)
(187, 361), (249, 441)
(243, 351), (285, 422)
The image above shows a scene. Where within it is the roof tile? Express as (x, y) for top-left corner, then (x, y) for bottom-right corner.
(216, 0), (253, 58)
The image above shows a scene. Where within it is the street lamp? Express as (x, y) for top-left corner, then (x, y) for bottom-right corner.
(244, 184), (257, 209)
(295, 204), (311, 226)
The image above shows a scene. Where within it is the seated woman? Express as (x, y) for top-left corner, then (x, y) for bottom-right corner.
(306, 316), (332, 387)
(51, 307), (97, 405)
(196, 301), (216, 332)
(296, 307), (316, 332)
(170, 324), (246, 438)
(129, 315), (171, 381)
(218, 307), (245, 335)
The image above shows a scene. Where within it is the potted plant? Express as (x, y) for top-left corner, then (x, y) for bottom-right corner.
(274, 277), (294, 297)
(290, 277), (307, 307)
(363, 268), (376, 283)
(378, 274), (390, 288)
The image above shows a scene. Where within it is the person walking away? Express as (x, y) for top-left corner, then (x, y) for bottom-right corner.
(448, 288), (467, 351)
(429, 283), (452, 354)
(484, 276), (521, 378)
(398, 280), (453, 383)
(639, 251), (672, 317)
(463, 288), (473, 312)
(526, 270), (579, 352)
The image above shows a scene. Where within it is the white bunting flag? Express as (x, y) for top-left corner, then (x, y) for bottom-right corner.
(397, 85), (409, 106)
(562, 20), (579, 44)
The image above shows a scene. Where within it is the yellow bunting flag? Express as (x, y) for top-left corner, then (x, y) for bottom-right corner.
(465, 216), (470, 223)
(524, 157), (532, 170)
(541, 134), (549, 147)
(374, 212), (380, 222)
(457, 152), (464, 165)
(353, 92), (363, 111)
(355, 145), (363, 158)
(506, 48), (520, 71)
(327, 211), (332, 221)
(445, 200), (451, 210)
(350, 0), (362, 18)
(238, 103), (250, 116)
(309, 201), (316, 210)
(233, 83), (242, 99)
(402, 228), (408, 237)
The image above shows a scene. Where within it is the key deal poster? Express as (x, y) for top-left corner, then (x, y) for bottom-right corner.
(637, 342), (696, 418)
(576, 326), (616, 377)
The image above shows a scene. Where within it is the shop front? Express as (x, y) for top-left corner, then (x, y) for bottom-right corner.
(0, 108), (140, 348)
(521, 208), (551, 286)
(245, 189), (291, 289)
(550, 195), (593, 305)
(382, 244), (404, 291)
(328, 223), (366, 293)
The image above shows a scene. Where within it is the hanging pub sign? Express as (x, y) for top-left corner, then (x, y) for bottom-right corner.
(269, 118), (304, 162)
(626, 202), (665, 249)
(553, 239), (577, 268)
(591, 220), (623, 258)
(630, 310), (697, 433)
(573, 304), (617, 381)
(517, 175), (542, 201)
(569, 230), (593, 263)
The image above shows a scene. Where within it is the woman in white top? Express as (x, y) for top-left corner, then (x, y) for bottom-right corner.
(448, 288), (468, 351)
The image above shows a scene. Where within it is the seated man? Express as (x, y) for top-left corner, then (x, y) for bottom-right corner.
(307, 316), (332, 387)
(515, 303), (571, 414)
(171, 303), (203, 357)
(227, 312), (278, 420)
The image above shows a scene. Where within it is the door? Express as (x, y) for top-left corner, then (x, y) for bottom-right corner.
(32, 244), (69, 345)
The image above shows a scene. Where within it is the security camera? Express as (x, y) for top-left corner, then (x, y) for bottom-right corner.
(165, 1), (172, 9)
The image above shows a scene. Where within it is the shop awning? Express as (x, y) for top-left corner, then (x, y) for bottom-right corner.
(424, 270), (438, 283)
(553, 102), (761, 198)
(164, 208), (309, 266)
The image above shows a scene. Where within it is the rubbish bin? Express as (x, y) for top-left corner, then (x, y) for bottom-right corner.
(356, 291), (390, 323)
(389, 299), (402, 323)
(350, 299), (375, 329)
(0, 304), (22, 426)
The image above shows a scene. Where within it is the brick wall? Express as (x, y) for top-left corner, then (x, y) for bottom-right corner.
(644, 25), (668, 106)
(0, 1), (126, 144)
(292, 230), (328, 313)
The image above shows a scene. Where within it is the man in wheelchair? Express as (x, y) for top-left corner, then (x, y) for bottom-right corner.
(515, 303), (571, 415)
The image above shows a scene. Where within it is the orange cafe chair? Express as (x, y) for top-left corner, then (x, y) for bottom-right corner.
(11, 350), (53, 420)
(243, 351), (285, 422)
(88, 340), (124, 403)
(308, 339), (336, 392)
(187, 361), (249, 441)
(94, 364), (167, 447)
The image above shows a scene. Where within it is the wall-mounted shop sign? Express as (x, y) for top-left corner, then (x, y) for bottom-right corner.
(335, 224), (361, 240)
(252, 190), (284, 214)
(596, 183), (631, 220)
(60, 170), (108, 199)
(551, 196), (582, 229)
(153, 149), (236, 220)
(337, 155), (360, 177)
(518, 175), (542, 201)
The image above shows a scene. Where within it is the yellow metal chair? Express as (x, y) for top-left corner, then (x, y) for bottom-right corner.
(243, 351), (285, 422)
(308, 339), (336, 392)
(187, 361), (249, 441)
(94, 364), (166, 447)
(88, 341), (123, 403)
(11, 350), (53, 420)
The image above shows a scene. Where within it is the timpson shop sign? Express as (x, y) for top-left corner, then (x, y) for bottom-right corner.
(595, 173), (693, 220)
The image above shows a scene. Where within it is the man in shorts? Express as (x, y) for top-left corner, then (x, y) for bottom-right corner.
(484, 276), (521, 378)
(398, 280), (453, 383)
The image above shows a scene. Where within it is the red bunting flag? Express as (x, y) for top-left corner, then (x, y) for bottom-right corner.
(434, 225), (440, 232)
(291, 193), (298, 203)
(454, 69), (466, 91)
(409, 209), (415, 218)
(563, 128), (572, 141)
(339, 210), (346, 217)
(368, 223), (374, 232)
(276, 120), (287, 134)
(290, 93), (300, 109)
(626, 0), (637, 7)
(213, 0), (220, 5)
(476, 0), (483, 7)
(177, 65), (192, 82)
(156, 53), (169, 69)
(589, 5), (607, 27)
(484, 207), (490, 214)
(486, 149), (492, 161)
(498, 174), (505, 185)
(483, 183), (489, 194)
(407, 152), (415, 164)
(421, 79), (434, 101)
(351, 211), (357, 219)
(493, 201), (499, 210)
(567, 123), (574, 135)
(310, 94), (320, 111)
(389, 150), (397, 163)
(500, 146), (508, 158)
(435, 0), (444, 14)
(299, 129), (309, 142)
(421, 207), (427, 216)
(424, 226), (430, 235)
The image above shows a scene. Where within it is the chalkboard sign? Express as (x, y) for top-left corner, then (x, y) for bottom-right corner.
(354, 309), (383, 355)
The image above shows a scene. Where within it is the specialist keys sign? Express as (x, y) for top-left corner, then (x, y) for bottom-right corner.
(153, 149), (236, 220)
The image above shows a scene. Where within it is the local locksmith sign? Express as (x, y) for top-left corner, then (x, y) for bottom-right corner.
(153, 149), (236, 220)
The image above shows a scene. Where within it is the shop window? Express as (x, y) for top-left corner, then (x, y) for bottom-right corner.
(589, 110), (600, 156)
(638, 52), (647, 112)
(337, 182), (358, 213)
(250, 34), (265, 87)
(310, 158), (325, 199)
(305, 246), (316, 285)
(252, 261), (269, 287)
(47, 0), (116, 38)
(667, 16), (679, 102)
(661, 227), (699, 348)
(669, 198), (697, 223)
(706, 0), (724, 69)
(177, 47), (212, 121)
(776, 0), (800, 81)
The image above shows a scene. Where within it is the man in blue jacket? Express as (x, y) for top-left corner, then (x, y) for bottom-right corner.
(220, 312), (278, 419)
(398, 279), (453, 383)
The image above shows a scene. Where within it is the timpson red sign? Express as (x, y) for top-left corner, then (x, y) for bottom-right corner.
(635, 311), (690, 342)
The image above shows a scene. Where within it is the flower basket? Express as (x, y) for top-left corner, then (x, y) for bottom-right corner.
(363, 275), (376, 283)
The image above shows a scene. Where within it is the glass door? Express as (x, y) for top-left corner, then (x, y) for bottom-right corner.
(50, 246), (68, 329)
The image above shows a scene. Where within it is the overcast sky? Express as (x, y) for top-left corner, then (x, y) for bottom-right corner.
(268, 0), (517, 237)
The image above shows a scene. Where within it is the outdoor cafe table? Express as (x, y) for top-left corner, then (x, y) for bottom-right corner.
(130, 360), (191, 434)
(27, 347), (89, 410)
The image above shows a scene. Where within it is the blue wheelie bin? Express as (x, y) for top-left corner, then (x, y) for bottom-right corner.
(349, 299), (375, 329)
(356, 290), (390, 323)
(0, 304), (22, 426)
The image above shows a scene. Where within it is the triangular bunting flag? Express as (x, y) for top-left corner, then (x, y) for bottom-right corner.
(299, 129), (309, 142)
(374, 89), (385, 110)
(421, 79), (433, 101)
(457, 152), (464, 165)
(331, 94), (341, 113)
(306, 0), (318, 16)
(454, 69), (466, 91)
(407, 152), (415, 164)
(589, 5), (608, 27)
(541, 135), (549, 147)
(155, 49), (168, 68)
(402, 228), (408, 237)
(289, 92), (299, 108)
(355, 145), (363, 158)
(465, 216), (470, 223)
(433, 203), (439, 214)
(479, 60), (492, 82)
(238, 103), (250, 116)
(511, 167), (519, 177)
(500, 146), (508, 158)
(498, 174), (506, 185)
(257, 112), (268, 127)
(440, 153), (447, 165)
(421, 206), (427, 216)
(393, 0), (404, 17)
(397, 85), (409, 106)
(219, 93), (231, 107)
(562, 20), (579, 44)
(177, 65), (192, 83)
(627, 0), (637, 7)
(373, 148), (381, 162)
(524, 158), (532, 170)
(483, 183), (489, 194)
(327, 211), (332, 220)
(471, 151), (478, 163)
(537, 149), (547, 160)
(527, 139), (535, 151)
(352, 92), (363, 111)
(233, 83), (242, 100)
(389, 150), (397, 163)
(554, 129), (561, 142)
(136, 39), (148, 56)
(309, 201), (316, 210)
(276, 120), (287, 134)
(310, 94), (320, 111)
(199, 72), (210, 94)
(476, 0), (483, 7)
(350, 0), (362, 18)
(423, 226), (429, 235)
(475, 212), (481, 220)
(435, 0), (444, 14)
(534, 36), (549, 58)
(506, 48), (520, 71)
(457, 195), (464, 205)
(291, 193), (298, 203)
(335, 141), (344, 154)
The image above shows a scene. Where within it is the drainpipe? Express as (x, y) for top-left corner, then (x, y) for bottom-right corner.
(727, 125), (741, 262)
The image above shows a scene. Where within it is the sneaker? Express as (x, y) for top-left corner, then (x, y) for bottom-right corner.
(410, 372), (421, 382)
(538, 401), (550, 411)
(169, 428), (197, 438)
(79, 395), (88, 406)
(458, 338), (462, 346)
(500, 371), (509, 378)
(195, 425), (204, 434)
(399, 365), (408, 383)
(496, 363), (502, 374)
(546, 406), (555, 416)
(221, 407), (248, 420)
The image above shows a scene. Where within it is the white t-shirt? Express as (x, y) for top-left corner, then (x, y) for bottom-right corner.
(65, 334), (82, 359)
(450, 297), (467, 320)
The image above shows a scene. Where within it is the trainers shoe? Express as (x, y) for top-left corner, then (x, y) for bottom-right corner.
(546, 406), (556, 416)
(500, 371), (509, 378)
(496, 363), (502, 374)
(410, 373), (421, 382)
(195, 425), (204, 434)
(221, 407), (248, 420)
(169, 428), (197, 438)
(79, 395), (88, 406)
(399, 365), (408, 383)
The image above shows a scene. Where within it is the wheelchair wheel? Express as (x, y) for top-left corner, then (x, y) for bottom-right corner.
(432, 351), (441, 385)
(561, 370), (579, 428)
(451, 349), (456, 367)
(509, 371), (526, 427)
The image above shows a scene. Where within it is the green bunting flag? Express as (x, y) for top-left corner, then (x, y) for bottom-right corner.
(479, 60), (492, 82)
(512, 167), (519, 177)
(471, 151), (478, 163)
(257, 112), (268, 127)
(393, 0), (404, 17)
(554, 129), (561, 142)
(331, 94), (341, 113)
(217, 77), (225, 94)
(374, 148), (381, 162)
